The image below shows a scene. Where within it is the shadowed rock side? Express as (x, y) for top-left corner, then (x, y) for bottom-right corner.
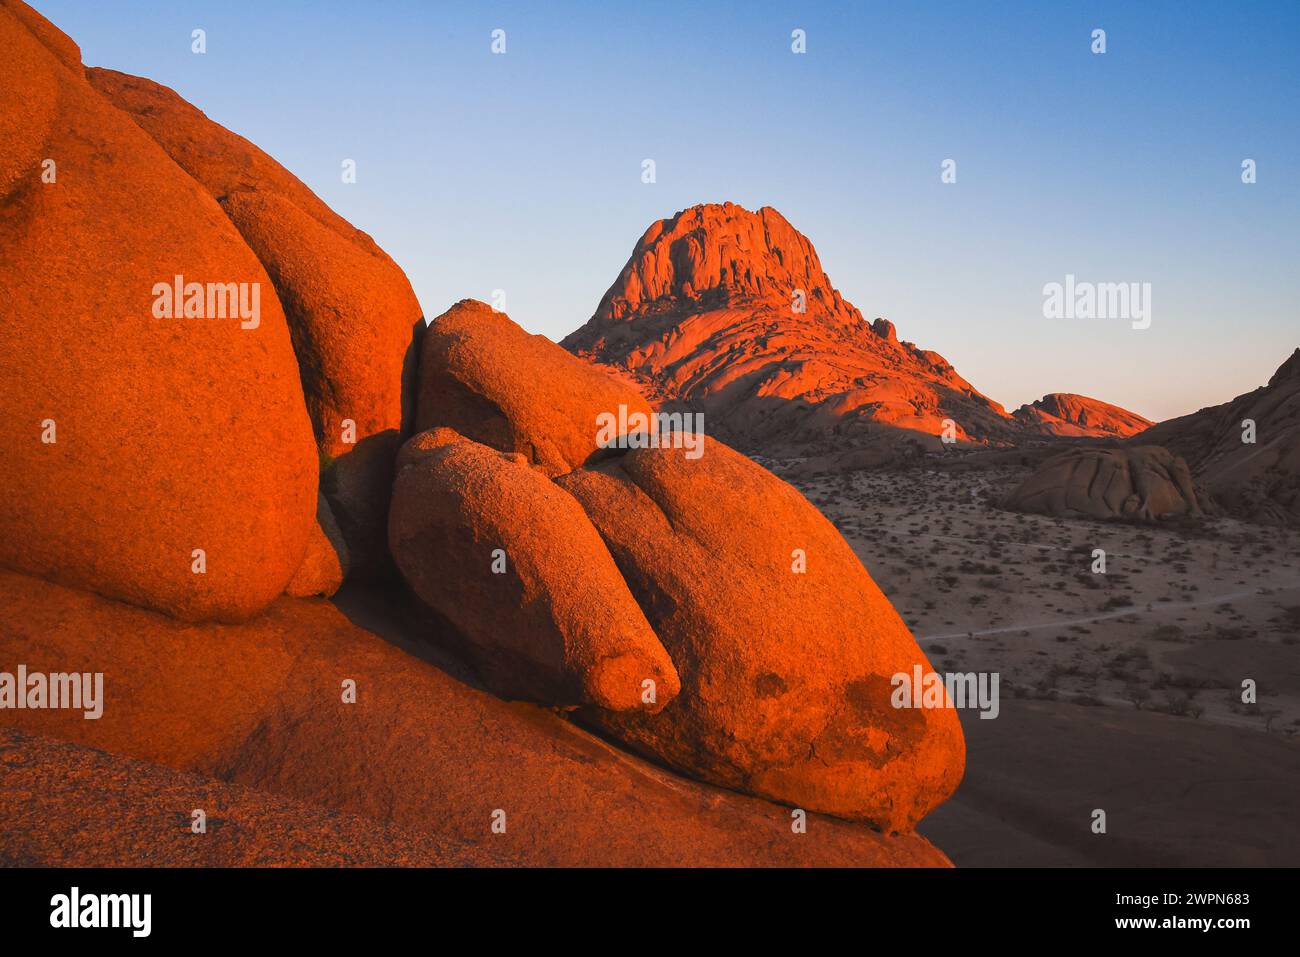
(562, 202), (1017, 454)
(559, 441), (965, 831)
(284, 493), (349, 598)
(389, 427), (679, 710)
(1004, 446), (1204, 522)
(0, 571), (949, 867)
(419, 299), (655, 476)
(88, 66), (426, 578)
(1134, 349), (1300, 525)
(0, 0), (318, 622)
(1014, 393), (1153, 439)
(0, 727), (499, 867)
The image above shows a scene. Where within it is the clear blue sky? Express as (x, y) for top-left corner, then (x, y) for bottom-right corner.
(34, 0), (1300, 421)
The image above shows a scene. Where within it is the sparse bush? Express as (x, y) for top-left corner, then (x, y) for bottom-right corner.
(1124, 683), (1151, 710)
(1263, 709), (1282, 733)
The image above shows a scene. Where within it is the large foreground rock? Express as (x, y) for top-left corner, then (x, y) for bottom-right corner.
(418, 300), (654, 476)
(0, 570), (948, 866)
(389, 428), (679, 710)
(0, 0), (317, 621)
(89, 66), (426, 576)
(1005, 446), (1204, 522)
(558, 440), (966, 831)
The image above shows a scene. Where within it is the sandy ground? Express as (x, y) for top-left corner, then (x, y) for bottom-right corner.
(781, 457), (1300, 866)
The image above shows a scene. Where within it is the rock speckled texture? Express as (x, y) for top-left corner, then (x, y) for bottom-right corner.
(419, 299), (654, 475)
(559, 440), (966, 830)
(389, 428), (679, 710)
(89, 66), (425, 578)
(0, 570), (950, 867)
(0, 727), (492, 867)
(0, 1), (317, 622)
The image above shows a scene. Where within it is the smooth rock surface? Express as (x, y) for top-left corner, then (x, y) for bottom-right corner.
(419, 299), (657, 476)
(389, 428), (678, 710)
(558, 440), (966, 831)
(0, 1), (317, 622)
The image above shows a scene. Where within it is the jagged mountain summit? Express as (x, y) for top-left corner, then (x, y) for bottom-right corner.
(563, 202), (1018, 457)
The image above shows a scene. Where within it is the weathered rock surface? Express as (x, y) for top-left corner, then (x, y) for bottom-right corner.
(0, 727), (494, 867)
(1135, 349), (1300, 525)
(89, 66), (425, 578)
(557, 440), (965, 831)
(0, 570), (950, 866)
(389, 428), (678, 710)
(563, 203), (1016, 455)
(1004, 446), (1204, 521)
(0, 0), (318, 621)
(418, 299), (654, 476)
(1014, 393), (1153, 439)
